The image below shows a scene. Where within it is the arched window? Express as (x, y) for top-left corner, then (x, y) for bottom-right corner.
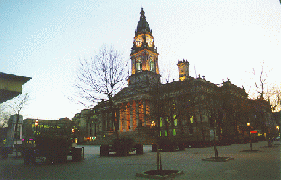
(136, 58), (142, 72)
(149, 58), (155, 71)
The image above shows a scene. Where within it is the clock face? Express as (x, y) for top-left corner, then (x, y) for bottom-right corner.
(146, 35), (153, 47)
(136, 36), (143, 47)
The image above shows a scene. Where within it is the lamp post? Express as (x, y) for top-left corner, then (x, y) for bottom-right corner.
(276, 126), (280, 136)
(247, 123), (252, 151)
(213, 126), (218, 158)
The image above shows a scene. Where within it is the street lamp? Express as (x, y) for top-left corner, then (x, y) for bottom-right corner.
(35, 120), (38, 135)
(247, 123), (252, 151)
(276, 126), (280, 137)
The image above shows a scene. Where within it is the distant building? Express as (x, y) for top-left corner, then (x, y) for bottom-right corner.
(72, 108), (103, 143)
(22, 118), (75, 141)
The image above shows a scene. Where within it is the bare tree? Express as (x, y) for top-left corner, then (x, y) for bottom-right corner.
(250, 61), (281, 147)
(252, 61), (269, 100)
(269, 86), (281, 112)
(6, 93), (30, 115)
(73, 45), (128, 137)
(251, 61), (280, 110)
(0, 104), (10, 128)
(74, 45), (128, 106)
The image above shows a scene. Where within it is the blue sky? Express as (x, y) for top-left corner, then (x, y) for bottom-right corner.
(1, 0), (280, 120)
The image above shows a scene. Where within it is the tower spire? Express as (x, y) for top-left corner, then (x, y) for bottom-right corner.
(136, 8), (151, 35)
(140, 7), (145, 17)
(128, 8), (160, 87)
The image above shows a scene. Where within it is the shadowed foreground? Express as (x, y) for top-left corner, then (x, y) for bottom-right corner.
(0, 141), (280, 180)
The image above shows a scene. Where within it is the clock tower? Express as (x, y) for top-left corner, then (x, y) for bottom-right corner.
(128, 8), (160, 88)
(177, 59), (189, 81)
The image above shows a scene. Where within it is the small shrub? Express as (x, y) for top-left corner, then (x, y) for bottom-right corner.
(35, 134), (71, 164)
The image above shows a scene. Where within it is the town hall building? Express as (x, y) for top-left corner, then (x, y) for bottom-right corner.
(73, 8), (275, 145)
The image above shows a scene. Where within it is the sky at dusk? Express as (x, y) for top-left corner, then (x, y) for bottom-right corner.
(1, 0), (281, 120)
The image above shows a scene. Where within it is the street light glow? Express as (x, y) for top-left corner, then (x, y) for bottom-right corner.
(35, 119), (38, 126)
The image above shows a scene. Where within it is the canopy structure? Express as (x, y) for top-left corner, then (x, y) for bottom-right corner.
(0, 72), (31, 103)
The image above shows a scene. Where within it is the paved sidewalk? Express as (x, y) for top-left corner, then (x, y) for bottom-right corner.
(0, 141), (280, 179)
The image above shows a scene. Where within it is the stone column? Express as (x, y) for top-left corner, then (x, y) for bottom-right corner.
(127, 104), (130, 131)
(119, 107), (123, 132)
(130, 101), (133, 131)
(106, 113), (110, 131)
(19, 125), (22, 139)
(102, 112), (106, 131)
(136, 101), (139, 127)
(116, 106), (120, 132)
(118, 108), (122, 132)
(103, 112), (108, 131)
(143, 100), (146, 126)
(123, 106), (127, 132)
(133, 101), (137, 130)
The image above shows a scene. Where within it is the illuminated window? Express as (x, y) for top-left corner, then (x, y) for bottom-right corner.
(136, 58), (142, 72)
(173, 115), (177, 126)
(136, 39), (142, 47)
(165, 130), (168, 136)
(150, 60), (155, 71)
(190, 116), (194, 123)
(173, 129), (176, 136)
(160, 117), (163, 127)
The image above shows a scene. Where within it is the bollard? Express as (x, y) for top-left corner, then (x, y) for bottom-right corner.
(152, 144), (157, 152)
(100, 145), (109, 156)
(136, 144), (143, 155)
(72, 148), (82, 162)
